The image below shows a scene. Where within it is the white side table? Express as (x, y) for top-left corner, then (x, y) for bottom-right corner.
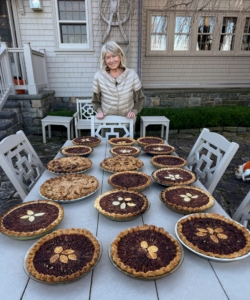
(140, 116), (170, 142)
(41, 116), (73, 143)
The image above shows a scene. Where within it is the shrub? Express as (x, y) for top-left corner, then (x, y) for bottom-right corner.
(47, 109), (75, 117)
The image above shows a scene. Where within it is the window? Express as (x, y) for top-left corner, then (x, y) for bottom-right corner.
(174, 16), (191, 51)
(197, 16), (215, 51)
(150, 15), (168, 51)
(219, 17), (237, 51)
(241, 17), (250, 51)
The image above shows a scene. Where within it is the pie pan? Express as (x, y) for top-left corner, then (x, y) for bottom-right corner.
(60, 145), (93, 157)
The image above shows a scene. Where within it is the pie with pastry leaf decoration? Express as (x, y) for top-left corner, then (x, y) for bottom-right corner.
(110, 146), (140, 157)
(177, 213), (250, 258)
(25, 228), (101, 283)
(72, 136), (101, 147)
(110, 224), (182, 278)
(100, 156), (143, 172)
(108, 137), (136, 147)
(144, 144), (175, 156)
(153, 168), (196, 186)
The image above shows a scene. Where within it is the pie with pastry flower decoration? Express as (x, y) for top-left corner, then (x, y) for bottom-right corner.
(110, 146), (141, 157)
(25, 228), (101, 283)
(72, 136), (101, 147)
(137, 136), (165, 147)
(176, 213), (250, 259)
(110, 224), (182, 278)
(100, 156), (143, 173)
(108, 137), (136, 147)
(144, 144), (175, 156)
(153, 168), (196, 186)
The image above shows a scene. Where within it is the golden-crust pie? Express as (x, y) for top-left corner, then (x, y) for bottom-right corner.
(110, 146), (141, 157)
(108, 137), (136, 147)
(26, 228), (101, 283)
(110, 224), (182, 278)
(0, 200), (64, 239)
(61, 145), (92, 157)
(40, 174), (99, 201)
(46, 156), (92, 174)
(151, 155), (187, 169)
(160, 186), (214, 214)
(100, 156), (143, 172)
(144, 144), (175, 156)
(72, 136), (101, 147)
(94, 189), (149, 220)
(153, 168), (196, 186)
(137, 136), (165, 147)
(177, 213), (250, 259)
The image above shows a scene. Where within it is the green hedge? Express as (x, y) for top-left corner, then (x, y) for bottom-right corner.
(48, 110), (75, 117)
(137, 106), (250, 130)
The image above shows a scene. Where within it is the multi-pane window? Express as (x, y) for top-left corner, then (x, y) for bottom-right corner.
(174, 16), (191, 51)
(219, 17), (237, 51)
(197, 16), (215, 51)
(241, 17), (250, 51)
(150, 15), (168, 51)
(58, 0), (87, 44)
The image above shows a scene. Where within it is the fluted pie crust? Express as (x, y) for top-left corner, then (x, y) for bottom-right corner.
(153, 168), (196, 186)
(151, 155), (187, 169)
(61, 145), (92, 156)
(110, 224), (182, 278)
(110, 146), (141, 157)
(26, 228), (101, 283)
(177, 213), (250, 259)
(72, 136), (101, 147)
(144, 144), (175, 155)
(100, 156), (143, 172)
(108, 137), (136, 147)
(47, 156), (92, 174)
(137, 136), (165, 147)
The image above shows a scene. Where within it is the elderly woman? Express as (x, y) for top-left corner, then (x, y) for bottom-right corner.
(92, 41), (145, 120)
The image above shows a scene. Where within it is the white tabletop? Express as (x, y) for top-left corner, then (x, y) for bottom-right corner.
(0, 140), (249, 300)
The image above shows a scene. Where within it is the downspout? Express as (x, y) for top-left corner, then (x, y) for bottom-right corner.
(137, 0), (142, 79)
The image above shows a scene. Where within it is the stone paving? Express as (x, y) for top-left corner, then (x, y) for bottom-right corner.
(0, 130), (250, 221)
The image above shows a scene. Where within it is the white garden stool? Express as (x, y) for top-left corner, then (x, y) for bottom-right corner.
(41, 116), (73, 143)
(140, 116), (170, 142)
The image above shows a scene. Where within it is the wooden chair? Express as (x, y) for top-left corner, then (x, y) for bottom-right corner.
(0, 130), (45, 200)
(91, 116), (134, 139)
(73, 99), (96, 138)
(186, 128), (239, 194)
(232, 191), (250, 227)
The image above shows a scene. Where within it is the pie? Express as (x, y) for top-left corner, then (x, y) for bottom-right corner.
(151, 155), (186, 169)
(160, 186), (214, 214)
(177, 213), (250, 259)
(100, 156), (143, 172)
(108, 137), (136, 147)
(94, 189), (149, 220)
(110, 146), (141, 157)
(40, 174), (99, 201)
(72, 136), (101, 147)
(108, 171), (152, 191)
(153, 168), (196, 186)
(47, 156), (92, 174)
(61, 145), (92, 157)
(110, 224), (182, 278)
(144, 144), (175, 156)
(26, 228), (101, 283)
(137, 136), (165, 147)
(0, 200), (64, 239)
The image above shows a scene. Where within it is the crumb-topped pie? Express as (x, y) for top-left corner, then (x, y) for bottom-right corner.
(137, 136), (165, 147)
(151, 155), (186, 169)
(94, 189), (149, 220)
(0, 200), (64, 240)
(100, 156), (143, 173)
(72, 136), (101, 147)
(108, 137), (136, 147)
(61, 145), (92, 157)
(110, 224), (182, 278)
(153, 168), (196, 186)
(40, 174), (99, 201)
(160, 186), (214, 214)
(108, 171), (152, 191)
(47, 156), (92, 174)
(110, 146), (141, 157)
(176, 213), (250, 259)
(144, 144), (175, 156)
(25, 228), (101, 283)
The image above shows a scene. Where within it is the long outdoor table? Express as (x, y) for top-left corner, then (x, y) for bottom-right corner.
(0, 140), (249, 300)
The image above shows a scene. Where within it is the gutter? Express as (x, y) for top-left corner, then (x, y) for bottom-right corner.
(137, 0), (142, 79)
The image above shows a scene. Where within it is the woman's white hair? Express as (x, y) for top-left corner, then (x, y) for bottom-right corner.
(100, 41), (126, 70)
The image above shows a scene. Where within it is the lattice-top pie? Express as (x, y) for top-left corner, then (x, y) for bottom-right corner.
(161, 186), (214, 214)
(144, 144), (175, 156)
(177, 213), (250, 259)
(110, 224), (182, 278)
(0, 200), (64, 239)
(94, 189), (149, 220)
(40, 174), (99, 201)
(26, 228), (101, 283)
(137, 136), (165, 147)
(72, 136), (101, 147)
(47, 156), (92, 174)
(100, 156), (143, 172)
(108, 171), (152, 191)
(151, 155), (186, 169)
(153, 168), (196, 186)
(110, 146), (141, 157)
(108, 137), (136, 147)
(61, 145), (92, 157)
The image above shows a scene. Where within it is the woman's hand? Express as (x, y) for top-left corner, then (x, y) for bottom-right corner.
(126, 111), (135, 119)
(96, 111), (106, 119)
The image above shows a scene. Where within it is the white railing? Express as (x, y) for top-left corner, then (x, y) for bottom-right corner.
(0, 42), (49, 109)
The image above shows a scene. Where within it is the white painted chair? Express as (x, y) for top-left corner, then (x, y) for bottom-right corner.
(0, 130), (45, 200)
(232, 191), (250, 227)
(186, 128), (239, 194)
(73, 99), (96, 138)
(91, 116), (134, 139)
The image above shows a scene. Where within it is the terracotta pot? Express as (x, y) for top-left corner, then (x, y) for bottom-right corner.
(14, 77), (25, 94)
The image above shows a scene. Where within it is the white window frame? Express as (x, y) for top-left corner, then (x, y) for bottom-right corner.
(239, 15), (250, 55)
(52, 0), (93, 52)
